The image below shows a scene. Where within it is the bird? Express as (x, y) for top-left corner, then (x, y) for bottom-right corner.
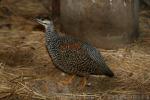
(36, 18), (114, 88)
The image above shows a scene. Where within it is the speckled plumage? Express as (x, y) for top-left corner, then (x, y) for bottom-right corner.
(37, 19), (114, 77)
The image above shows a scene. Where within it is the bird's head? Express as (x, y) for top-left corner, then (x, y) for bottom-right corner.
(36, 18), (54, 29)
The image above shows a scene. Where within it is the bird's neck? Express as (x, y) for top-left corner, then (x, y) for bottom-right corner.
(45, 25), (58, 42)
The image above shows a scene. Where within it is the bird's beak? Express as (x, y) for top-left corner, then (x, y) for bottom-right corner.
(36, 18), (43, 25)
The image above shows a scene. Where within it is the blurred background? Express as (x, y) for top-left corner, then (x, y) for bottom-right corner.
(0, 0), (150, 100)
(0, 0), (149, 48)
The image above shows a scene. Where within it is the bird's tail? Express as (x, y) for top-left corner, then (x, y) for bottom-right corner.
(99, 63), (114, 77)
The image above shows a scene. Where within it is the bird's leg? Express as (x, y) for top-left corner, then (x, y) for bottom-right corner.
(78, 77), (87, 90)
(59, 75), (75, 85)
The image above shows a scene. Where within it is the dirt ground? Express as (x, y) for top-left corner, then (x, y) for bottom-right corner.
(0, 7), (150, 100)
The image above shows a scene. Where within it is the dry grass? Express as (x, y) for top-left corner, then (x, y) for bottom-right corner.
(0, 29), (150, 100)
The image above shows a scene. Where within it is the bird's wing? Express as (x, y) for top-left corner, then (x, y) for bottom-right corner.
(81, 42), (114, 77)
(81, 42), (104, 63)
(58, 36), (114, 76)
(57, 36), (94, 75)
(58, 36), (104, 64)
(58, 36), (85, 58)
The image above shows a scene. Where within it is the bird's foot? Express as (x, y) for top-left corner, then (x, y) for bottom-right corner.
(77, 77), (87, 90)
(58, 75), (75, 86)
